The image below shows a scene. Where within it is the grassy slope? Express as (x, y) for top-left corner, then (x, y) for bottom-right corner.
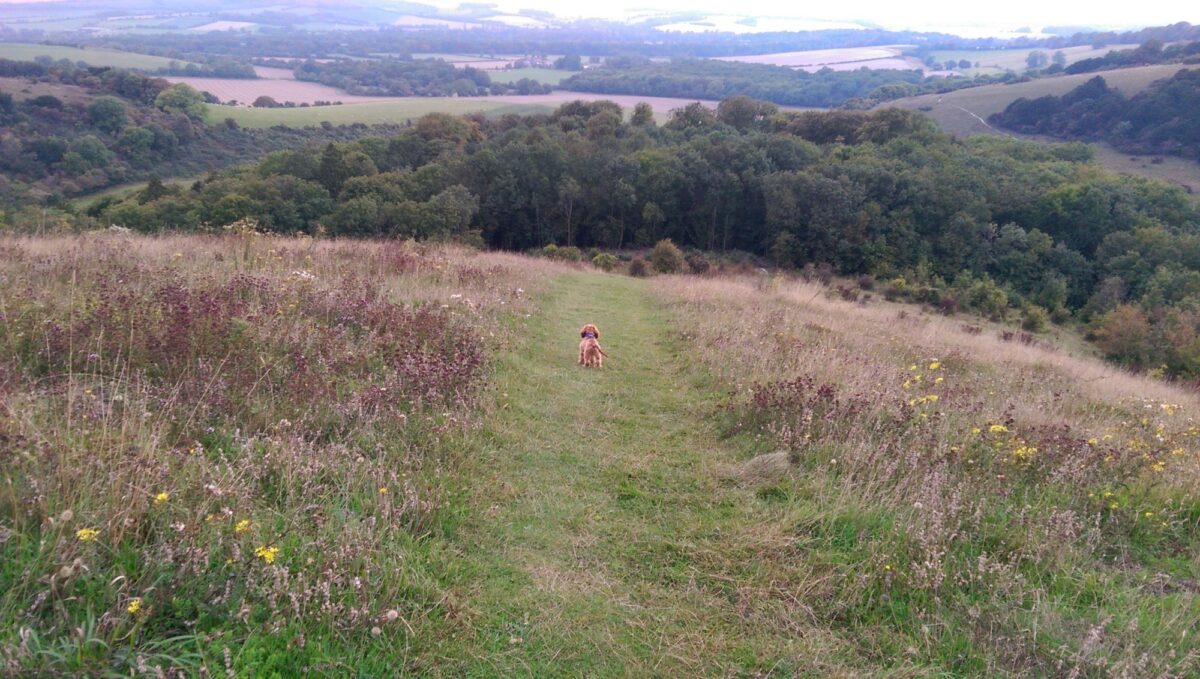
(880, 63), (1188, 136)
(0, 42), (193, 70)
(880, 63), (1200, 194)
(429, 273), (831, 674)
(205, 100), (553, 128)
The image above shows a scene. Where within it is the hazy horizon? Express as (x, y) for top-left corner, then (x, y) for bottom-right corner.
(2, 0), (1199, 38)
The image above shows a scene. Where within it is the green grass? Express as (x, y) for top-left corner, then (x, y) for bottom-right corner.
(424, 272), (821, 674)
(0, 42), (194, 70)
(205, 100), (554, 128)
(70, 175), (205, 209)
(487, 68), (574, 85)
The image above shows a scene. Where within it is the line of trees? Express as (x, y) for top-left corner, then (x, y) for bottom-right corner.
(561, 58), (927, 107)
(285, 58), (553, 97)
(60, 98), (1200, 375)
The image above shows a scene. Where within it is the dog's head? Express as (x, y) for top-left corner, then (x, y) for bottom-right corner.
(580, 323), (600, 339)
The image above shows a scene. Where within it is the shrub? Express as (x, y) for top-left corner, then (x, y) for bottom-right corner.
(592, 252), (618, 271)
(649, 239), (684, 273)
(628, 257), (649, 277)
(1022, 304), (1049, 332)
(801, 262), (835, 285)
(685, 252), (710, 274)
(555, 246), (583, 262)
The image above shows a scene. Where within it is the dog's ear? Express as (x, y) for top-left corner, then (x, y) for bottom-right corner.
(593, 327), (599, 339)
(580, 326), (587, 338)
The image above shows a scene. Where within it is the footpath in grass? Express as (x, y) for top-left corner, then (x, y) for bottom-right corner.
(427, 272), (822, 675)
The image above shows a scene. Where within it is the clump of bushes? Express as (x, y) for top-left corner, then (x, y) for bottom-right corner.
(540, 244), (583, 262)
(649, 239), (684, 273)
(628, 257), (649, 277)
(686, 252), (710, 274)
(592, 252), (618, 271)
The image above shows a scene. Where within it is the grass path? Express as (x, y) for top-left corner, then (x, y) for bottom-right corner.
(428, 272), (819, 676)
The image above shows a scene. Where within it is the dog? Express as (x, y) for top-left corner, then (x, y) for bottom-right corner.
(578, 323), (606, 368)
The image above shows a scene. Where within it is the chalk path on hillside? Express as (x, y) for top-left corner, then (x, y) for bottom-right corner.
(433, 273), (810, 675)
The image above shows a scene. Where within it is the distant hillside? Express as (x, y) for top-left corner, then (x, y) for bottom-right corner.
(877, 64), (1200, 193)
(877, 63), (1187, 136)
(991, 69), (1200, 161)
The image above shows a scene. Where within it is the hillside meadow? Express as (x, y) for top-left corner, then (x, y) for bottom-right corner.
(880, 63), (1189, 137)
(0, 42), (192, 71)
(2, 231), (1199, 675)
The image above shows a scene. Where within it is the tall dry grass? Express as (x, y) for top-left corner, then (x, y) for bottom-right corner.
(0, 231), (563, 675)
(657, 273), (1200, 676)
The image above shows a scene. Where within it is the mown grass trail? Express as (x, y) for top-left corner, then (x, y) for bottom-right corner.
(428, 272), (815, 676)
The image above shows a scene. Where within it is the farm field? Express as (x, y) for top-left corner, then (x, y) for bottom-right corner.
(0, 42), (195, 70)
(164, 73), (375, 105)
(203, 92), (727, 127)
(204, 99), (553, 126)
(715, 45), (923, 72)
(4, 234), (1198, 675)
(929, 43), (1140, 76)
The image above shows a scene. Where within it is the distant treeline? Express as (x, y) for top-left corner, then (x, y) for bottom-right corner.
(561, 58), (926, 107)
(1064, 40), (1200, 75)
(44, 22), (1200, 65)
(282, 58), (553, 97)
(991, 69), (1200, 161)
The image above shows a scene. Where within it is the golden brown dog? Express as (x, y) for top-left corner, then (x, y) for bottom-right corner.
(579, 323), (605, 368)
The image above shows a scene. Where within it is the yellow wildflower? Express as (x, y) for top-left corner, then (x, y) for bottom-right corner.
(234, 519), (252, 534)
(378, 487), (388, 495)
(934, 377), (944, 384)
(127, 598), (142, 615)
(970, 427), (982, 435)
(76, 528), (100, 542)
(1171, 448), (1185, 456)
(1109, 502), (1120, 510)
(1150, 461), (1166, 473)
(153, 492), (169, 506)
(989, 424), (1008, 433)
(1087, 438), (1098, 446)
(928, 361), (940, 371)
(255, 545), (280, 564)
(1161, 403), (1179, 416)
(926, 394), (939, 403)
(1144, 511), (1155, 518)
(908, 365), (917, 372)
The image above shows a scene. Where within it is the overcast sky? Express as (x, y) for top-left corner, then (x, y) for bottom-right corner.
(488, 0), (1200, 32)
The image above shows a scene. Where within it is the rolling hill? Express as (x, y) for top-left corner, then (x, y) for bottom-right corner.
(879, 64), (1200, 193)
